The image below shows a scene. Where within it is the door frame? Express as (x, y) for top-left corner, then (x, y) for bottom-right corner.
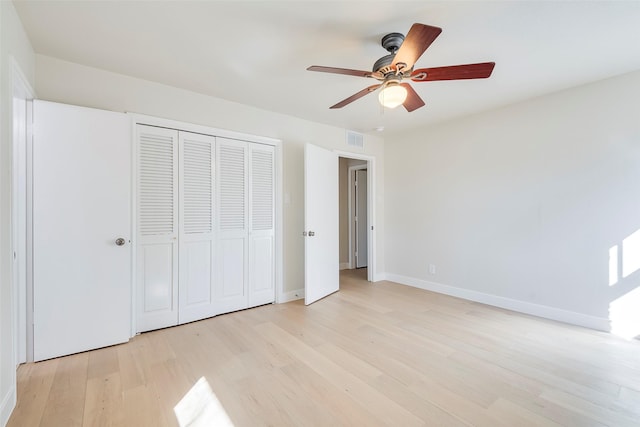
(348, 164), (367, 270)
(11, 57), (35, 363)
(335, 151), (376, 282)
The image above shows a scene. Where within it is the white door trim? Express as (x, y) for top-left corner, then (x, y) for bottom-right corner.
(348, 165), (367, 270)
(334, 150), (376, 282)
(11, 57), (35, 364)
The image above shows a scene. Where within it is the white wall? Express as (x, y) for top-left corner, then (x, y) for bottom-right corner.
(0, 2), (35, 425)
(35, 55), (386, 297)
(385, 70), (640, 331)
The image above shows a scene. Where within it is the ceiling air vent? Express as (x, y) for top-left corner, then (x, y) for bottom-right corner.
(346, 130), (364, 149)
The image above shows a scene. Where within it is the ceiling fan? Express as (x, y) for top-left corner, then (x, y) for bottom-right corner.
(307, 23), (495, 112)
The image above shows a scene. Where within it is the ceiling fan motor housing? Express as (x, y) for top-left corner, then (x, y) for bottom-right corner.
(381, 32), (405, 53)
(372, 54), (395, 74)
(374, 32), (411, 76)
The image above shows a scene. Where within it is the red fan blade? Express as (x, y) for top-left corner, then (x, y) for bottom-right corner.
(411, 62), (495, 82)
(400, 84), (425, 112)
(330, 84), (382, 109)
(392, 23), (442, 71)
(307, 66), (374, 78)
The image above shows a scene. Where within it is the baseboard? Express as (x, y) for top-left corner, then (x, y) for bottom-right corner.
(339, 263), (350, 270)
(373, 272), (388, 282)
(385, 273), (610, 332)
(279, 288), (304, 303)
(1, 386), (16, 427)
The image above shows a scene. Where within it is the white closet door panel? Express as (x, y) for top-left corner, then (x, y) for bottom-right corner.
(250, 147), (274, 231)
(249, 235), (274, 307)
(220, 237), (246, 295)
(182, 133), (214, 235)
(179, 132), (216, 324)
(248, 144), (275, 307)
(136, 125), (179, 332)
(218, 142), (246, 231)
(139, 133), (176, 236)
(179, 239), (215, 323)
(216, 235), (247, 313)
(184, 241), (213, 304)
(33, 100), (131, 361)
(141, 244), (174, 311)
(215, 138), (248, 313)
(137, 243), (177, 332)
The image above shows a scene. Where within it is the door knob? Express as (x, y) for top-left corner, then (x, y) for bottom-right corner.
(308, 231), (315, 236)
(115, 238), (126, 246)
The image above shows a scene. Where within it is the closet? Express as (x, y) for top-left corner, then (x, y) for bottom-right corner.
(136, 124), (276, 332)
(29, 101), (279, 360)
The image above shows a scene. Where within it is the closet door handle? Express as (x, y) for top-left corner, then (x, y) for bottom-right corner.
(115, 238), (126, 246)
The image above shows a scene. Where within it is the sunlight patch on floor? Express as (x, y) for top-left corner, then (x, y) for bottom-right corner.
(174, 377), (234, 427)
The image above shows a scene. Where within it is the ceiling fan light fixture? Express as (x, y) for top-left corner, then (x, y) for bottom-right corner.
(378, 83), (407, 109)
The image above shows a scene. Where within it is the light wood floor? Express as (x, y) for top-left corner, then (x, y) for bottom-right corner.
(8, 269), (640, 426)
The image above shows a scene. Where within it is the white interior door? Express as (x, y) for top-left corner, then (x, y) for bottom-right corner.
(136, 125), (179, 332)
(304, 143), (339, 305)
(179, 131), (216, 324)
(33, 100), (131, 361)
(355, 169), (368, 268)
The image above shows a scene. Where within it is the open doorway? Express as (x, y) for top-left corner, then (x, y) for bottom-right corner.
(338, 157), (370, 279)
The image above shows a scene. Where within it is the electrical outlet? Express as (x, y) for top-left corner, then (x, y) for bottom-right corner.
(428, 264), (436, 275)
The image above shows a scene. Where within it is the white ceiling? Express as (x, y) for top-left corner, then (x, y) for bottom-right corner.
(13, 1), (640, 134)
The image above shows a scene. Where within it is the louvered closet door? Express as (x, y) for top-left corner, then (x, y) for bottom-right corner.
(178, 132), (216, 324)
(249, 144), (276, 307)
(215, 138), (249, 313)
(137, 125), (179, 332)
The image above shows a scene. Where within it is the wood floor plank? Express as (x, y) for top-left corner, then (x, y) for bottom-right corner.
(7, 358), (58, 426)
(487, 397), (564, 427)
(115, 338), (146, 392)
(539, 389), (640, 427)
(39, 352), (89, 427)
(279, 362), (385, 426)
(82, 372), (123, 427)
(7, 269), (640, 426)
(122, 384), (169, 427)
(255, 321), (425, 426)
